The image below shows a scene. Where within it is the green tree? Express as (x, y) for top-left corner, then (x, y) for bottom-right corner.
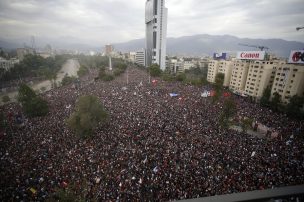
(219, 97), (237, 129)
(260, 86), (271, 107)
(18, 84), (37, 104)
(240, 118), (253, 133)
(271, 92), (282, 111)
(2, 95), (10, 103)
(285, 95), (304, 119)
(212, 73), (225, 102)
(148, 64), (162, 77)
(77, 65), (88, 77)
(176, 73), (186, 82)
(67, 95), (108, 138)
(61, 74), (76, 86)
(215, 73), (225, 89)
(18, 84), (49, 117)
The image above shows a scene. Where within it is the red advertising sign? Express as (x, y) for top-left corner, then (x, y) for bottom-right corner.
(236, 51), (265, 60)
(288, 50), (304, 64)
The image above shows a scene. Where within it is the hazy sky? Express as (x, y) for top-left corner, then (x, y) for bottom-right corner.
(0, 0), (304, 45)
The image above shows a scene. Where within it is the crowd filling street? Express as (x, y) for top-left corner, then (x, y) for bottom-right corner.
(0, 67), (303, 201)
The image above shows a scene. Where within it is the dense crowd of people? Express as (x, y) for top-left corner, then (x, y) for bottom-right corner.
(0, 67), (303, 201)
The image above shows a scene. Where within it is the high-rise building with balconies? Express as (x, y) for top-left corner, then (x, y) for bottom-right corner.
(145, 0), (168, 70)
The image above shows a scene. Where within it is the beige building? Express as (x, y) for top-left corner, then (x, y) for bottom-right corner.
(207, 60), (219, 83)
(229, 60), (250, 92)
(183, 58), (196, 71)
(16, 48), (35, 60)
(244, 60), (279, 99)
(271, 63), (304, 103)
(169, 59), (184, 74)
(218, 61), (233, 87)
(105, 44), (113, 56)
(0, 57), (19, 71)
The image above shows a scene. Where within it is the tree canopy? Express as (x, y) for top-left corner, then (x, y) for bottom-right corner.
(260, 86), (271, 107)
(67, 95), (108, 138)
(148, 64), (162, 77)
(285, 95), (304, 119)
(219, 97), (237, 129)
(17, 84), (49, 117)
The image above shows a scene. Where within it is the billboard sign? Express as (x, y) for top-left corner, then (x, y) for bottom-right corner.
(236, 51), (265, 60)
(213, 52), (227, 60)
(288, 50), (304, 64)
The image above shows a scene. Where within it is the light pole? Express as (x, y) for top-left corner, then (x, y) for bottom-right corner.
(126, 68), (129, 85)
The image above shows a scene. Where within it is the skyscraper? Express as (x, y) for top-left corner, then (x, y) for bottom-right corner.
(145, 0), (168, 70)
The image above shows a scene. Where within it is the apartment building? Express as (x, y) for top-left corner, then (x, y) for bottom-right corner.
(207, 60), (219, 83)
(244, 60), (279, 99)
(135, 50), (146, 67)
(229, 60), (250, 92)
(169, 58), (184, 74)
(0, 57), (19, 71)
(218, 61), (233, 87)
(183, 58), (196, 71)
(271, 63), (304, 103)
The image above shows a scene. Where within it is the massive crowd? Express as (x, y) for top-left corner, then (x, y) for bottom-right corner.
(0, 67), (303, 201)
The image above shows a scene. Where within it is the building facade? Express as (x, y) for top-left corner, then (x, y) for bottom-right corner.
(271, 63), (304, 103)
(145, 0), (168, 70)
(135, 50), (146, 67)
(229, 60), (250, 92)
(207, 60), (219, 83)
(218, 61), (233, 87)
(0, 57), (19, 71)
(244, 61), (279, 99)
(16, 48), (35, 61)
(105, 45), (113, 56)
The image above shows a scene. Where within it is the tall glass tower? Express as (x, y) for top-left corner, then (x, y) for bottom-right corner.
(145, 0), (168, 70)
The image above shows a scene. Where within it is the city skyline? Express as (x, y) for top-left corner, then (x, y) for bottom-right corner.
(0, 0), (304, 46)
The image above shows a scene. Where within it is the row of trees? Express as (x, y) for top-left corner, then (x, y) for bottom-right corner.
(1, 54), (70, 82)
(260, 86), (304, 119)
(147, 64), (208, 86)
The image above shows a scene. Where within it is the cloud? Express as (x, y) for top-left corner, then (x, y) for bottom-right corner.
(0, 0), (303, 47)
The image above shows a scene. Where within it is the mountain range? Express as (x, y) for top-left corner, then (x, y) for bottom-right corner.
(114, 34), (304, 58)
(1, 34), (304, 58)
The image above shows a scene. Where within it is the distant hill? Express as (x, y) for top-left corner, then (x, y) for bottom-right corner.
(1, 34), (304, 58)
(114, 34), (304, 58)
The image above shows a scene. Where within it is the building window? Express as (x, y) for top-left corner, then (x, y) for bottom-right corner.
(153, 31), (157, 49)
(153, 0), (158, 15)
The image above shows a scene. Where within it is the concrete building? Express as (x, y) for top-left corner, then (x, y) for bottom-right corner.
(16, 48), (35, 60)
(145, 0), (168, 70)
(169, 59), (184, 74)
(135, 50), (146, 67)
(218, 61), (233, 87)
(271, 63), (304, 104)
(0, 57), (19, 71)
(129, 52), (136, 63)
(244, 60), (279, 99)
(105, 44), (113, 56)
(229, 60), (250, 92)
(183, 58), (196, 71)
(207, 60), (219, 83)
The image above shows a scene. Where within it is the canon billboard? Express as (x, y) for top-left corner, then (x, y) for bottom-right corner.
(236, 51), (265, 60)
(288, 50), (304, 64)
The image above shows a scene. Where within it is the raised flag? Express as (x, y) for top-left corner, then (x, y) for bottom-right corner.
(169, 93), (179, 97)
